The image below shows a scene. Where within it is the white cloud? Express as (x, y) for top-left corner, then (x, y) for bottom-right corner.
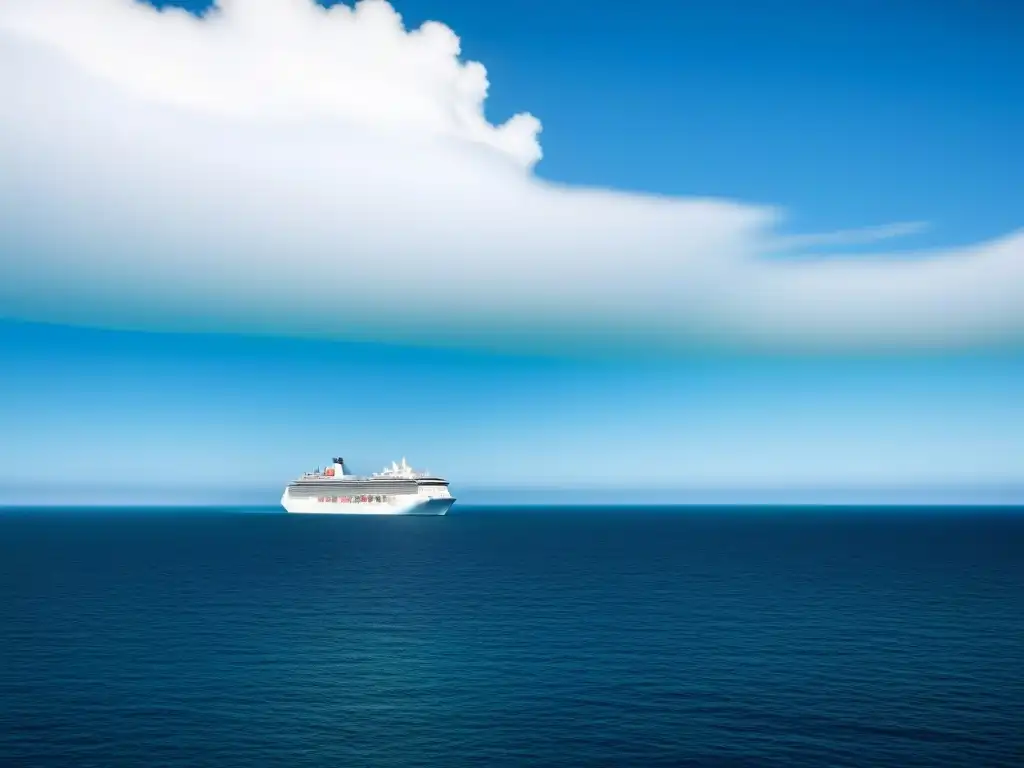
(0, 0), (1021, 353)
(0, 0), (542, 167)
(767, 221), (931, 251)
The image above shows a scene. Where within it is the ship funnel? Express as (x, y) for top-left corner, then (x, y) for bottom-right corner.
(331, 457), (347, 476)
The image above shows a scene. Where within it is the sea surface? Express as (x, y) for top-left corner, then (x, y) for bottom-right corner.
(1, 507), (1022, 767)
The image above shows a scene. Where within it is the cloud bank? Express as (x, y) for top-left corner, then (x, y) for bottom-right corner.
(0, 0), (1021, 353)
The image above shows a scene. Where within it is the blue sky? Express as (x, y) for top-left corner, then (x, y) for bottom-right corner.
(0, 0), (1021, 504)
(389, 0), (1024, 245)
(2, 320), (1021, 504)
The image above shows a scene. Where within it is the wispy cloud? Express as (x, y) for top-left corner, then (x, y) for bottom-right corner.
(768, 221), (931, 252)
(0, 0), (1020, 354)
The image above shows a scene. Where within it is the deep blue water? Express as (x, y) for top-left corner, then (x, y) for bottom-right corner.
(1, 507), (1022, 767)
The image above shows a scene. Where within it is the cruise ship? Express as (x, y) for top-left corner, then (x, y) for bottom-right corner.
(280, 457), (455, 515)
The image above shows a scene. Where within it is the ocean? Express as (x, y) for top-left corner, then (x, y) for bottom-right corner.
(1, 507), (1021, 767)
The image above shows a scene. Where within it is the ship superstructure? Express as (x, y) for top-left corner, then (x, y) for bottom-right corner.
(280, 457), (454, 515)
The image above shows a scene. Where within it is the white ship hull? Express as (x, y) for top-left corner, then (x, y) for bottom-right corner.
(281, 493), (454, 516)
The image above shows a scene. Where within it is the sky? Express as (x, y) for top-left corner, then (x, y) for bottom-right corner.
(0, 0), (1021, 505)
